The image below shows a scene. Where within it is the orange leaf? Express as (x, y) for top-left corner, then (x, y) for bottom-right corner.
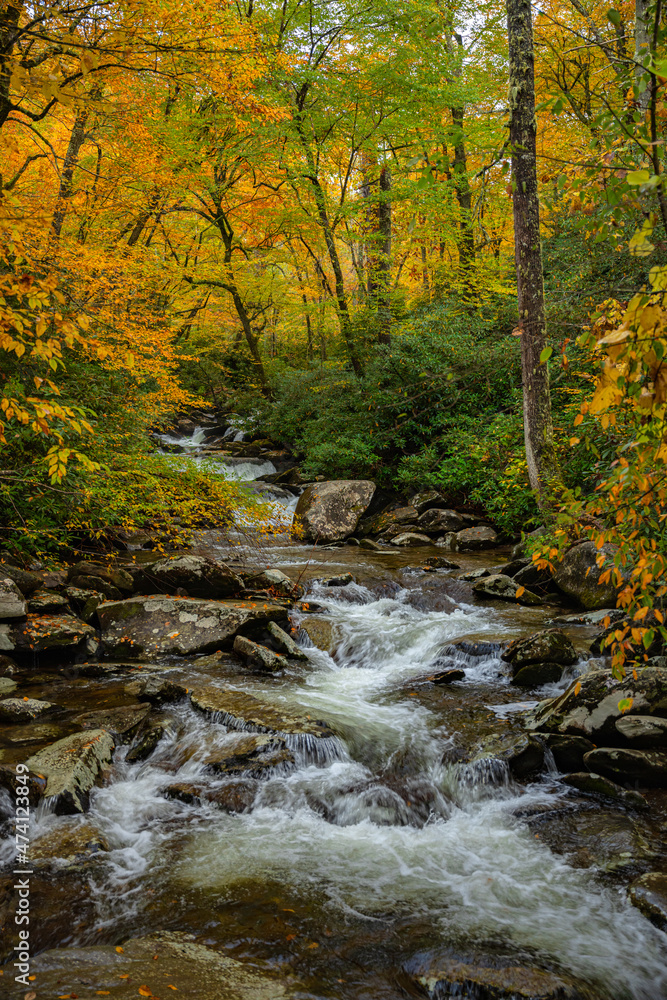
(515, 586), (525, 598)
(139, 988), (153, 997)
(167, 988), (178, 992)
(116, 946), (124, 953)
(574, 681), (582, 696)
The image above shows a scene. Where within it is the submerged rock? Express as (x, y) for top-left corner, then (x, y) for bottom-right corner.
(511, 662), (564, 687)
(527, 667), (667, 740)
(98, 596), (288, 657)
(233, 635), (286, 672)
(30, 930), (301, 999)
(543, 734), (595, 772)
(456, 525), (498, 550)
(294, 479), (375, 542)
(553, 541), (621, 610)
(583, 747), (667, 787)
(140, 554), (243, 598)
(72, 704), (150, 743)
(30, 819), (109, 866)
(25, 729), (115, 813)
(126, 723), (166, 763)
(297, 616), (337, 654)
(359, 537), (384, 550)
(416, 958), (586, 999)
(0, 576), (26, 619)
(628, 872), (667, 930)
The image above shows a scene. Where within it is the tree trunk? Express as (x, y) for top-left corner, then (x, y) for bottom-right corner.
(635, 0), (651, 112)
(0, 1), (22, 136)
(51, 105), (89, 238)
(450, 106), (475, 298)
(506, 0), (561, 505)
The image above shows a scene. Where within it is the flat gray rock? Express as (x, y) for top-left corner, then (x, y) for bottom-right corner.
(294, 480), (375, 543)
(0, 575), (26, 620)
(189, 684), (334, 739)
(98, 596), (288, 658)
(615, 714), (667, 748)
(0, 697), (53, 723)
(233, 634), (286, 672)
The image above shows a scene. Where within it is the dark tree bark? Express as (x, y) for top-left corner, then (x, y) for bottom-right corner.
(51, 104), (89, 237)
(450, 105), (475, 298)
(507, 0), (561, 504)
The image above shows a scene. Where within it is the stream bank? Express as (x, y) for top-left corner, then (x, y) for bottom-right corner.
(1, 423), (666, 1000)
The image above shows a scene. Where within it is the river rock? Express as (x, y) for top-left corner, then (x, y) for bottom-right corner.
(628, 872), (667, 930)
(189, 684), (334, 740)
(72, 704), (150, 742)
(65, 585), (106, 623)
(472, 574), (543, 605)
(320, 572), (354, 586)
(511, 662), (564, 687)
(30, 930), (301, 999)
(0, 576), (26, 619)
(359, 538), (384, 550)
(526, 667), (667, 740)
(502, 629), (578, 669)
(562, 771), (648, 809)
(141, 554), (243, 598)
(458, 567), (490, 581)
(267, 621), (309, 660)
(98, 596), (288, 657)
(67, 559), (134, 593)
(126, 675), (186, 704)
(470, 733), (545, 780)
(25, 729), (115, 813)
(538, 808), (654, 874)
(423, 555), (460, 569)
(245, 568), (299, 597)
(553, 540), (621, 610)
(409, 490), (444, 514)
(204, 733), (293, 775)
(0, 676), (16, 694)
(416, 958), (584, 999)
(0, 563), (41, 595)
(26, 589), (69, 614)
(456, 525), (498, 550)
(543, 734), (595, 772)
(71, 574), (123, 600)
(9, 613), (95, 653)
(298, 616), (337, 653)
(583, 747), (667, 787)
(30, 819), (109, 866)
(363, 505), (419, 536)
(233, 635), (286, 672)
(390, 531), (433, 547)
(0, 697), (54, 723)
(294, 479), (375, 542)
(126, 723), (166, 763)
(590, 611), (666, 660)
(417, 508), (465, 533)
(615, 714), (667, 748)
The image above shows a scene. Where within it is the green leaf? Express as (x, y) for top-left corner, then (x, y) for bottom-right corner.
(607, 8), (621, 26)
(626, 169), (651, 186)
(540, 346), (553, 363)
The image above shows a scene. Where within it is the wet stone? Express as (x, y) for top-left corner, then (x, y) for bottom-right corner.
(503, 629), (578, 669)
(30, 818), (109, 866)
(125, 675), (186, 704)
(245, 568), (300, 598)
(456, 525), (498, 550)
(30, 930), (302, 999)
(126, 723), (166, 763)
(511, 662), (564, 687)
(615, 714), (667, 749)
(429, 668), (466, 684)
(0, 575), (26, 619)
(423, 555), (461, 569)
(10, 613), (94, 653)
(320, 572), (354, 586)
(233, 634), (287, 672)
(562, 771), (648, 810)
(417, 958), (586, 999)
(267, 621), (309, 660)
(458, 568), (490, 581)
(473, 573), (543, 605)
(543, 734), (595, 773)
(204, 733), (294, 775)
(0, 696), (54, 723)
(583, 747), (667, 787)
(0, 721), (68, 746)
(628, 871), (667, 930)
(65, 585), (106, 623)
(297, 616), (337, 653)
(25, 729), (115, 813)
(390, 531), (433, 547)
(189, 684), (334, 740)
(72, 704), (150, 742)
(0, 676), (16, 694)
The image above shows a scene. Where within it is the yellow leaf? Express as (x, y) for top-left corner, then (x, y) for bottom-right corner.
(139, 988), (153, 997)
(116, 946), (124, 953)
(515, 586), (525, 598)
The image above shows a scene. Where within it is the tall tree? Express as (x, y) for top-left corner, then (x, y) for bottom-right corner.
(506, 0), (561, 504)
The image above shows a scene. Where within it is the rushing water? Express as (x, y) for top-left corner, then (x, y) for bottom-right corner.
(5, 430), (667, 999)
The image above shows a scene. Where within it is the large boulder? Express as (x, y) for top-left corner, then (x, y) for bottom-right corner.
(294, 480), (375, 542)
(0, 576), (26, 620)
(527, 667), (667, 740)
(67, 560), (134, 593)
(409, 490), (445, 515)
(472, 574), (543, 605)
(245, 568), (300, 598)
(139, 554), (243, 599)
(25, 729), (115, 813)
(415, 958), (587, 1000)
(0, 563), (41, 595)
(97, 596), (288, 658)
(361, 505), (419, 536)
(233, 635), (286, 672)
(629, 872), (667, 930)
(26, 589), (69, 614)
(615, 714), (667, 748)
(553, 541), (621, 610)
(456, 525), (498, 550)
(502, 629), (578, 670)
(0, 697), (54, 723)
(203, 733), (293, 775)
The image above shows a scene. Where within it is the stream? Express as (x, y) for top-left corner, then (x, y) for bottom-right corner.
(2, 429), (667, 999)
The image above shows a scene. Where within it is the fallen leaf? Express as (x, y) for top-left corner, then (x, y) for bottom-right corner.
(139, 987), (153, 997)
(25, 993), (37, 1000)
(574, 681), (581, 696)
(167, 988), (178, 992)
(116, 946), (124, 953)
